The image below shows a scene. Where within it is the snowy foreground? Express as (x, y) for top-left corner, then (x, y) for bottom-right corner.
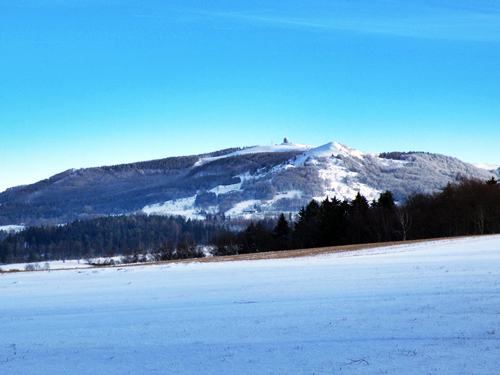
(1, 237), (500, 374)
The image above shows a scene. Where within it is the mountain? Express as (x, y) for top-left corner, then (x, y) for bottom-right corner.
(474, 162), (500, 173)
(0, 140), (497, 226)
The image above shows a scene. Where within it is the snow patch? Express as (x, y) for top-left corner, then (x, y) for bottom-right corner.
(225, 199), (261, 219)
(0, 225), (25, 233)
(0, 259), (91, 272)
(194, 142), (311, 167)
(269, 190), (303, 203)
(209, 182), (242, 195)
(225, 191), (303, 219)
(316, 160), (381, 202)
(292, 141), (364, 167)
(279, 142), (380, 202)
(141, 196), (204, 220)
(474, 162), (500, 171)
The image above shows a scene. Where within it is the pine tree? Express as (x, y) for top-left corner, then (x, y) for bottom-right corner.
(293, 200), (322, 248)
(348, 193), (372, 243)
(373, 191), (397, 241)
(486, 177), (498, 185)
(273, 213), (291, 250)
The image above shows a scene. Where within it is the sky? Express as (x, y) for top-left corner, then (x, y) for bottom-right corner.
(1, 0), (500, 192)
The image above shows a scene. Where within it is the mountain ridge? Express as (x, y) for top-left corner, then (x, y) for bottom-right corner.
(1, 140), (497, 227)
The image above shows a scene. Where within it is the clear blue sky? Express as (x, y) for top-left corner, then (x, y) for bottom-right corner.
(1, 0), (500, 192)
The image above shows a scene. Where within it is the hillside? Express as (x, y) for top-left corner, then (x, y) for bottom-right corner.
(0, 140), (496, 226)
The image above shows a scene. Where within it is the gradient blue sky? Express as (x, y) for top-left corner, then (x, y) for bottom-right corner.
(1, 0), (500, 192)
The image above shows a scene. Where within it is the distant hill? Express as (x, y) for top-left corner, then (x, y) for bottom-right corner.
(0, 141), (496, 226)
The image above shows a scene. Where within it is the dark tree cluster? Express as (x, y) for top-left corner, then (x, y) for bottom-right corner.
(0, 215), (224, 264)
(214, 178), (500, 255)
(406, 177), (500, 238)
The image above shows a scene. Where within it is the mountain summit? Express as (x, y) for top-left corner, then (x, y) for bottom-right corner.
(0, 141), (496, 226)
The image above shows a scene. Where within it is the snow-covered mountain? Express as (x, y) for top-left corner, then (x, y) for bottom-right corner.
(474, 163), (500, 174)
(0, 140), (497, 226)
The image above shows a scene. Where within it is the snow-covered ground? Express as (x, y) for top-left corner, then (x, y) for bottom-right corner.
(0, 257), (129, 272)
(0, 259), (91, 272)
(141, 195), (206, 220)
(1, 236), (500, 374)
(0, 225), (25, 233)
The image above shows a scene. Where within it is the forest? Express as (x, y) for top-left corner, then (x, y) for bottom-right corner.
(214, 178), (500, 255)
(0, 215), (222, 264)
(1, 178), (499, 264)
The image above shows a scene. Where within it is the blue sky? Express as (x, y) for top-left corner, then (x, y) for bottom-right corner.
(1, 0), (500, 191)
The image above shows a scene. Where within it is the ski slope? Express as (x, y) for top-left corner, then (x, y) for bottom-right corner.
(1, 236), (500, 374)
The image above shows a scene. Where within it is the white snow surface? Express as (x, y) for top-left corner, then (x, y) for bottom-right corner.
(194, 142), (311, 167)
(0, 225), (25, 233)
(0, 259), (91, 272)
(283, 142), (380, 202)
(141, 196), (205, 220)
(224, 199), (262, 218)
(225, 190), (303, 219)
(234, 142), (311, 155)
(292, 142), (365, 166)
(1, 235), (500, 374)
(474, 162), (500, 171)
(209, 181), (242, 195)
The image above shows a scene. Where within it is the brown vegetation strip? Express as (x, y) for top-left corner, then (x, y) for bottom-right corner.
(187, 235), (479, 264)
(1, 234), (493, 274)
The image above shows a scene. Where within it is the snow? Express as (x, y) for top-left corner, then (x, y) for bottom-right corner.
(1, 235), (500, 374)
(280, 142), (380, 202)
(0, 259), (91, 272)
(194, 142), (311, 166)
(233, 142), (311, 156)
(225, 199), (262, 218)
(0, 225), (25, 233)
(209, 182), (242, 195)
(137, 141), (495, 220)
(474, 162), (500, 171)
(224, 191), (303, 219)
(142, 185), (304, 220)
(269, 189), (303, 202)
(0, 257), (127, 272)
(315, 160), (380, 202)
(141, 196), (205, 220)
(292, 142), (365, 167)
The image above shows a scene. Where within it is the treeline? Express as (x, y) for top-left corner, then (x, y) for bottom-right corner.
(1, 178), (499, 264)
(0, 215), (225, 264)
(214, 178), (500, 255)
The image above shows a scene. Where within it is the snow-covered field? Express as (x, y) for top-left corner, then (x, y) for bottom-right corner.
(0, 259), (91, 272)
(1, 236), (500, 374)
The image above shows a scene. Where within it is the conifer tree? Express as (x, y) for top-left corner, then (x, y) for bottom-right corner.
(273, 213), (291, 250)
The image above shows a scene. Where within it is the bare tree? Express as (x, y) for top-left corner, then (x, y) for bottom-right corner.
(396, 207), (412, 241)
(475, 206), (485, 235)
